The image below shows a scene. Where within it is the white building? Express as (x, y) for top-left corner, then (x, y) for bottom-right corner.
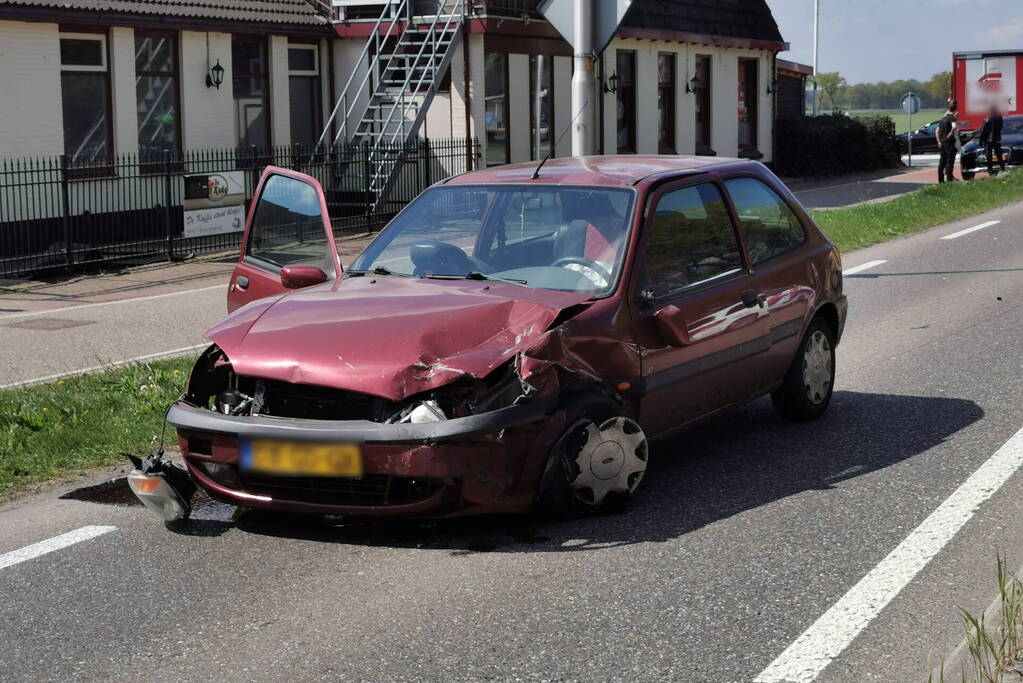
(0, 0), (790, 165)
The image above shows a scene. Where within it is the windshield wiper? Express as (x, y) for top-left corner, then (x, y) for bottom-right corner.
(346, 266), (418, 278)
(427, 271), (528, 286)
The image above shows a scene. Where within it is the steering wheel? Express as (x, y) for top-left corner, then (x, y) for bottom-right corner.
(551, 256), (612, 284)
(410, 240), (488, 276)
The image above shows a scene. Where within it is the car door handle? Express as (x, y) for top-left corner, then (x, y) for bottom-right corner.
(741, 289), (762, 308)
(235, 276), (249, 290)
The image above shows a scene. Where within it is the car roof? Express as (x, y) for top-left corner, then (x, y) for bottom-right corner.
(443, 155), (753, 188)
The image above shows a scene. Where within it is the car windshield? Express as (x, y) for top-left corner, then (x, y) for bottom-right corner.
(349, 184), (636, 296)
(1004, 116), (1023, 135)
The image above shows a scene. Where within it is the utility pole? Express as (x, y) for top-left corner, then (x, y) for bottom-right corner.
(812, 0), (820, 115)
(571, 0), (594, 156)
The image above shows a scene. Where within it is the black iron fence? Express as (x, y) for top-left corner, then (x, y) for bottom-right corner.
(0, 137), (478, 278)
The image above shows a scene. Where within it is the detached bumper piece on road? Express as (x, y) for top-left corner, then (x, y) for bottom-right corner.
(166, 396), (562, 518)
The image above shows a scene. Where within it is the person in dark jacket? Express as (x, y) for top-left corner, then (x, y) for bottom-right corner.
(979, 105), (1006, 175)
(936, 102), (959, 183)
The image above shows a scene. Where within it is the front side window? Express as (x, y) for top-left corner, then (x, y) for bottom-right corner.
(642, 183), (742, 298)
(135, 31), (180, 161)
(350, 185), (636, 296)
(725, 177), (805, 264)
(233, 37), (270, 150)
(247, 174), (333, 274)
(59, 32), (111, 167)
(288, 43), (321, 149)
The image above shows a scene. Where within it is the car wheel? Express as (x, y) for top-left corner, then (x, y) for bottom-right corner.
(533, 396), (649, 520)
(771, 316), (836, 421)
(962, 171), (975, 181)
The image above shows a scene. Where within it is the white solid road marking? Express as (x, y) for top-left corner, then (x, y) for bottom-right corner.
(0, 343), (208, 391)
(0, 283), (226, 321)
(841, 260), (887, 276)
(0, 525), (116, 571)
(755, 424), (1023, 683)
(941, 220), (1001, 240)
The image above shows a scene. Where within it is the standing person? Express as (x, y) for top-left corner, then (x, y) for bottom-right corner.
(936, 101), (959, 183)
(979, 105), (1006, 175)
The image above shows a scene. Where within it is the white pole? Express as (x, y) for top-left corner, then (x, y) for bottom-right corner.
(571, 0), (594, 156)
(534, 55), (544, 159)
(907, 91), (913, 167)
(812, 0), (820, 115)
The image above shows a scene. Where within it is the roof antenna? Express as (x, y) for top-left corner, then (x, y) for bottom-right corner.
(531, 102), (589, 179)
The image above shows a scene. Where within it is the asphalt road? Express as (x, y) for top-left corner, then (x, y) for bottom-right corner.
(2, 202), (1023, 681)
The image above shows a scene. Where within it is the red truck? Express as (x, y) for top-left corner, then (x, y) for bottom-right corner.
(953, 50), (1023, 131)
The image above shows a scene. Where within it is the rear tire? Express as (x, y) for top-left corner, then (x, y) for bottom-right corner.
(533, 396), (648, 520)
(771, 317), (836, 421)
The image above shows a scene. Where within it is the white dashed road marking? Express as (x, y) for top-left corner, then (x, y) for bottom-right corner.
(755, 424), (1023, 683)
(841, 260), (887, 276)
(941, 220), (1001, 240)
(0, 343), (208, 391)
(0, 525), (116, 571)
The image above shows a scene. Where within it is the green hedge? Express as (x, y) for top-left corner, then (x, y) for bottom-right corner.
(773, 114), (902, 178)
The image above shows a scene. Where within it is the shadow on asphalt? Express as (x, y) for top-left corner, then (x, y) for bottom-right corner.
(164, 390), (983, 552)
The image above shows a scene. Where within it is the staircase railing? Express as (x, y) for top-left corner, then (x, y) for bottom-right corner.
(313, 0), (411, 153)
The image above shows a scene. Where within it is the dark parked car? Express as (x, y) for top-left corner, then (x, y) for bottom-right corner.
(961, 114), (1023, 179)
(896, 120), (943, 155)
(150, 157), (847, 520)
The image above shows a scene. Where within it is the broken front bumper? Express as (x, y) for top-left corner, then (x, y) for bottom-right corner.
(166, 397), (563, 517)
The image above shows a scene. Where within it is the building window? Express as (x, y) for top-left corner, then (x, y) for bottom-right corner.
(529, 54), (554, 161)
(233, 36), (270, 151)
(694, 55), (711, 152)
(288, 43), (322, 150)
(738, 58), (758, 152)
(484, 53), (509, 167)
(59, 32), (111, 167)
(616, 50), (636, 154)
(657, 53), (676, 154)
(135, 31), (180, 162)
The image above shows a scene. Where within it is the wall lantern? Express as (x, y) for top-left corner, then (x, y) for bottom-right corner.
(206, 59), (225, 89)
(603, 72), (618, 94)
(685, 75), (699, 94)
(766, 78), (778, 95)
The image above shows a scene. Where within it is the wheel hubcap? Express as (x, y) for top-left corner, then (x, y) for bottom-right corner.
(570, 417), (648, 505)
(802, 330), (833, 405)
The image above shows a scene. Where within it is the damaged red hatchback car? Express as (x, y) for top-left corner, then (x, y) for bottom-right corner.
(165, 156), (846, 519)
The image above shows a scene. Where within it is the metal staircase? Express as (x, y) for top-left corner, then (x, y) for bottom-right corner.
(316, 0), (466, 212)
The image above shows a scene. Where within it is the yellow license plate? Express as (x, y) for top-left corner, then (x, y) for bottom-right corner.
(242, 439), (363, 477)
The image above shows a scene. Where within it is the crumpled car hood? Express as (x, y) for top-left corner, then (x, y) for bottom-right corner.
(205, 276), (591, 401)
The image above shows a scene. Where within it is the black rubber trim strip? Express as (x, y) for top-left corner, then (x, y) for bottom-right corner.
(167, 395), (558, 445)
(618, 316), (806, 396)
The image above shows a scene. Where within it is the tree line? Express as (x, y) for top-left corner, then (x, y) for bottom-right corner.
(809, 71), (952, 111)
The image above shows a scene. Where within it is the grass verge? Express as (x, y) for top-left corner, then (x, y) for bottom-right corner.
(811, 167), (1023, 253)
(848, 108), (946, 134)
(932, 556), (1023, 682)
(0, 357), (193, 496)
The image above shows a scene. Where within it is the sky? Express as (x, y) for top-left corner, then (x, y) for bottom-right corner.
(767, 0), (1023, 84)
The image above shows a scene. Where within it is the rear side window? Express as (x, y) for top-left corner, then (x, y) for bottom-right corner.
(725, 177), (805, 264)
(642, 183), (743, 298)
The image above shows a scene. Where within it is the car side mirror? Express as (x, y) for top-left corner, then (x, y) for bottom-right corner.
(652, 305), (692, 347)
(280, 265), (328, 289)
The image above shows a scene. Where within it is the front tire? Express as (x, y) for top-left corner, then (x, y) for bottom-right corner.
(533, 396), (649, 520)
(772, 317), (836, 421)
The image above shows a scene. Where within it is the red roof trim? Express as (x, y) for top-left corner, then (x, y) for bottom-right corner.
(776, 59), (813, 75)
(615, 26), (788, 52)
